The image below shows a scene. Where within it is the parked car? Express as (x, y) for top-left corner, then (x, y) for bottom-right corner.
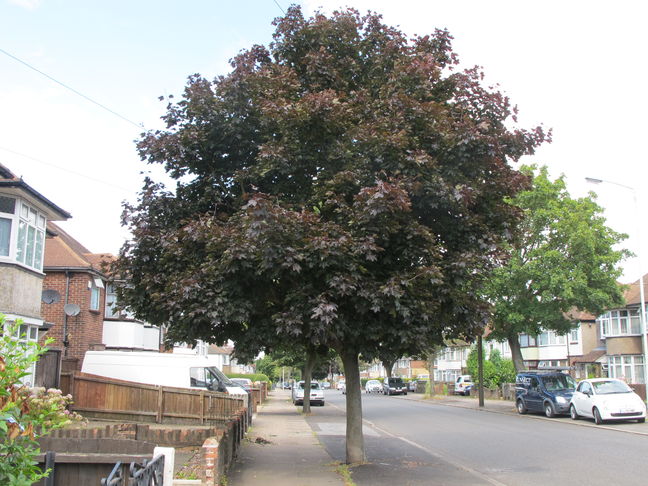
(282, 382), (292, 389)
(365, 379), (383, 393)
(292, 380), (325, 406)
(230, 378), (253, 391)
(321, 381), (331, 389)
(515, 371), (576, 417)
(338, 380), (346, 394)
(454, 375), (473, 396)
(408, 380), (418, 392)
(383, 377), (408, 396)
(570, 378), (646, 424)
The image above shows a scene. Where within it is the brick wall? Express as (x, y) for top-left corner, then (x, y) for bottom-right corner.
(40, 271), (105, 371)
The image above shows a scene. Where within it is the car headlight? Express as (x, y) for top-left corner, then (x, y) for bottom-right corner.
(556, 397), (567, 404)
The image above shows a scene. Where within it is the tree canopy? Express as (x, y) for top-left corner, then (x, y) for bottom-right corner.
(485, 166), (628, 370)
(114, 7), (547, 462)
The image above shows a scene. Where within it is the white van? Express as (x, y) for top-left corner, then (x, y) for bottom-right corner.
(81, 351), (248, 397)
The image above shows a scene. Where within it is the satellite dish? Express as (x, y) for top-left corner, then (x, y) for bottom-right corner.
(63, 304), (80, 317)
(42, 289), (61, 304)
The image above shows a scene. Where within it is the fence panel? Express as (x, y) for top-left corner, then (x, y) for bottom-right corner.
(64, 372), (245, 424)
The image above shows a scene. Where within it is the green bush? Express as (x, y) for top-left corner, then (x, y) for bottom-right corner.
(466, 346), (516, 389)
(227, 373), (270, 383)
(1, 315), (83, 485)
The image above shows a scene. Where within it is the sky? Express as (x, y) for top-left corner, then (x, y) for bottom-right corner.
(1, 0), (646, 283)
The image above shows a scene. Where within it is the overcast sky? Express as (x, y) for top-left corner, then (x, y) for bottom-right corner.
(1, 0), (646, 283)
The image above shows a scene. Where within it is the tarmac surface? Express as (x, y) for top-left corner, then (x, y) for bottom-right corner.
(227, 389), (647, 486)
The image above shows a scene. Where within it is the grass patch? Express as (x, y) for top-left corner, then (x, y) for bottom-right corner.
(333, 462), (357, 486)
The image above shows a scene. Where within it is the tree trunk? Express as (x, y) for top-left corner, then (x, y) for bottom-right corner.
(302, 350), (317, 414)
(426, 347), (439, 395)
(382, 359), (394, 379)
(508, 333), (525, 372)
(340, 349), (365, 464)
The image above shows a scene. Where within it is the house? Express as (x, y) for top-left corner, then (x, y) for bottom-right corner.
(0, 163), (70, 385)
(595, 275), (648, 385)
(103, 266), (161, 353)
(40, 223), (162, 371)
(40, 222), (109, 372)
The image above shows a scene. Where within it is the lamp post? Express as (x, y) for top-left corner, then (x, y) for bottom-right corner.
(585, 177), (648, 388)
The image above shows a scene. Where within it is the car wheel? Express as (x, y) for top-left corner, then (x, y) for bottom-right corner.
(570, 404), (579, 420)
(593, 407), (604, 425)
(516, 400), (527, 415)
(544, 402), (555, 418)
(638, 418), (645, 423)
(404, 392), (408, 395)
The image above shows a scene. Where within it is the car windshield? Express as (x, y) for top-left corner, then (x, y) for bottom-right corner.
(541, 374), (576, 391)
(367, 380), (380, 385)
(299, 382), (321, 390)
(592, 380), (632, 395)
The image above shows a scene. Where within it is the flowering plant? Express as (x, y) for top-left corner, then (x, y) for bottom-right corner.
(0, 315), (83, 485)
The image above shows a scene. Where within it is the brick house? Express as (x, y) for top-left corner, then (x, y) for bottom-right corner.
(40, 222), (109, 372)
(0, 163), (70, 385)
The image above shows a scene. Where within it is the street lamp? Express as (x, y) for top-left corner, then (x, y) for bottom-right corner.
(585, 177), (648, 388)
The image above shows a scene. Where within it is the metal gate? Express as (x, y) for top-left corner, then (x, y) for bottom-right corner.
(101, 455), (165, 486)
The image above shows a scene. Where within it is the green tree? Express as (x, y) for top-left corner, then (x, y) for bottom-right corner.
(485, 166), (628, 371)
(114, 7), (546, 463)
(255, 355), (278, 382)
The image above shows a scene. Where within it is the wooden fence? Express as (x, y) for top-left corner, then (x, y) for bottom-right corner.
(61, 372), (246, 425)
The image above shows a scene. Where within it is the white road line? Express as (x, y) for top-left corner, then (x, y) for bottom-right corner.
(325, 400), (508, 485)
(363, 418), (509, 486)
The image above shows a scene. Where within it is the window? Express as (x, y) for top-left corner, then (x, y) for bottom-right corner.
(598, 309), (642, 337)
(569, 327), (580, 343)
(16, 202), (46, 270)
(105, 284), (119, 318)
(11, 322), (39, 385)
(89, 278), (102, 311)
(0, 195), (16, 257)
(607, 355), (645, 384)
(537, 330), (566, 346)
(519, 334), (537, 347)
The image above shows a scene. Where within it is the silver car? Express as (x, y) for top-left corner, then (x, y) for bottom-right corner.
(292, 380), (325, 406)
(365, 379), (383, 393)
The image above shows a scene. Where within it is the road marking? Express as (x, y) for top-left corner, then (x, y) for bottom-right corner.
(363, 419), (509, 486)
(326, 400), (508, 485)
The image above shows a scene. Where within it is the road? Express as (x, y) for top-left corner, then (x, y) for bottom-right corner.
(304, 390), (648, 486)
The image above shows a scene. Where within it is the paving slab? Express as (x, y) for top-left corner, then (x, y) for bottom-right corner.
(228, 390), (343, 486)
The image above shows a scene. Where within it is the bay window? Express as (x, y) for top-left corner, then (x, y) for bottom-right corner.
(598, 309), (642, 337)
(608, 355), (645, 384)
(0, 195), (46, 271)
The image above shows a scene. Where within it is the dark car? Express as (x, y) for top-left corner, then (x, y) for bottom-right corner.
(515, 371), (576, 418)
(383, 377), (408, 396)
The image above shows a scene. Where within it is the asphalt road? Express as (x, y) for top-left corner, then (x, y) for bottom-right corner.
(304, 390), (648, 486)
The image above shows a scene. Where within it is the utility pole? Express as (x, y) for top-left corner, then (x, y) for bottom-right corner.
(478, 334), (484, 407)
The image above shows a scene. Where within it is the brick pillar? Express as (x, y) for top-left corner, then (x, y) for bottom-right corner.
(202, 437), (220, 486)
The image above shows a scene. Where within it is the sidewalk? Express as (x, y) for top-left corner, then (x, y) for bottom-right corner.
(227, 390), (343, 486)
(400, 392), (517, 414)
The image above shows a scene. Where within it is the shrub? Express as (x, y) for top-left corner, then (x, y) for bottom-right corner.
(0, 315), (84, 485)
(227, 373), (270, 383)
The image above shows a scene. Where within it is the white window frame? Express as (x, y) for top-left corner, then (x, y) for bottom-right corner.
(607, 355), (645, 384)
(598, 309), (642, 337)
(569, 327), (580, 344)
(90, 278), (102, 311)
(537, 330), (566, 347)
(0, 195), (46, 271)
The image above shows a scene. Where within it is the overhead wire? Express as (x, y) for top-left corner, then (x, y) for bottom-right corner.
(0, 146), (134, 195)
(0, 47), (144, 130)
